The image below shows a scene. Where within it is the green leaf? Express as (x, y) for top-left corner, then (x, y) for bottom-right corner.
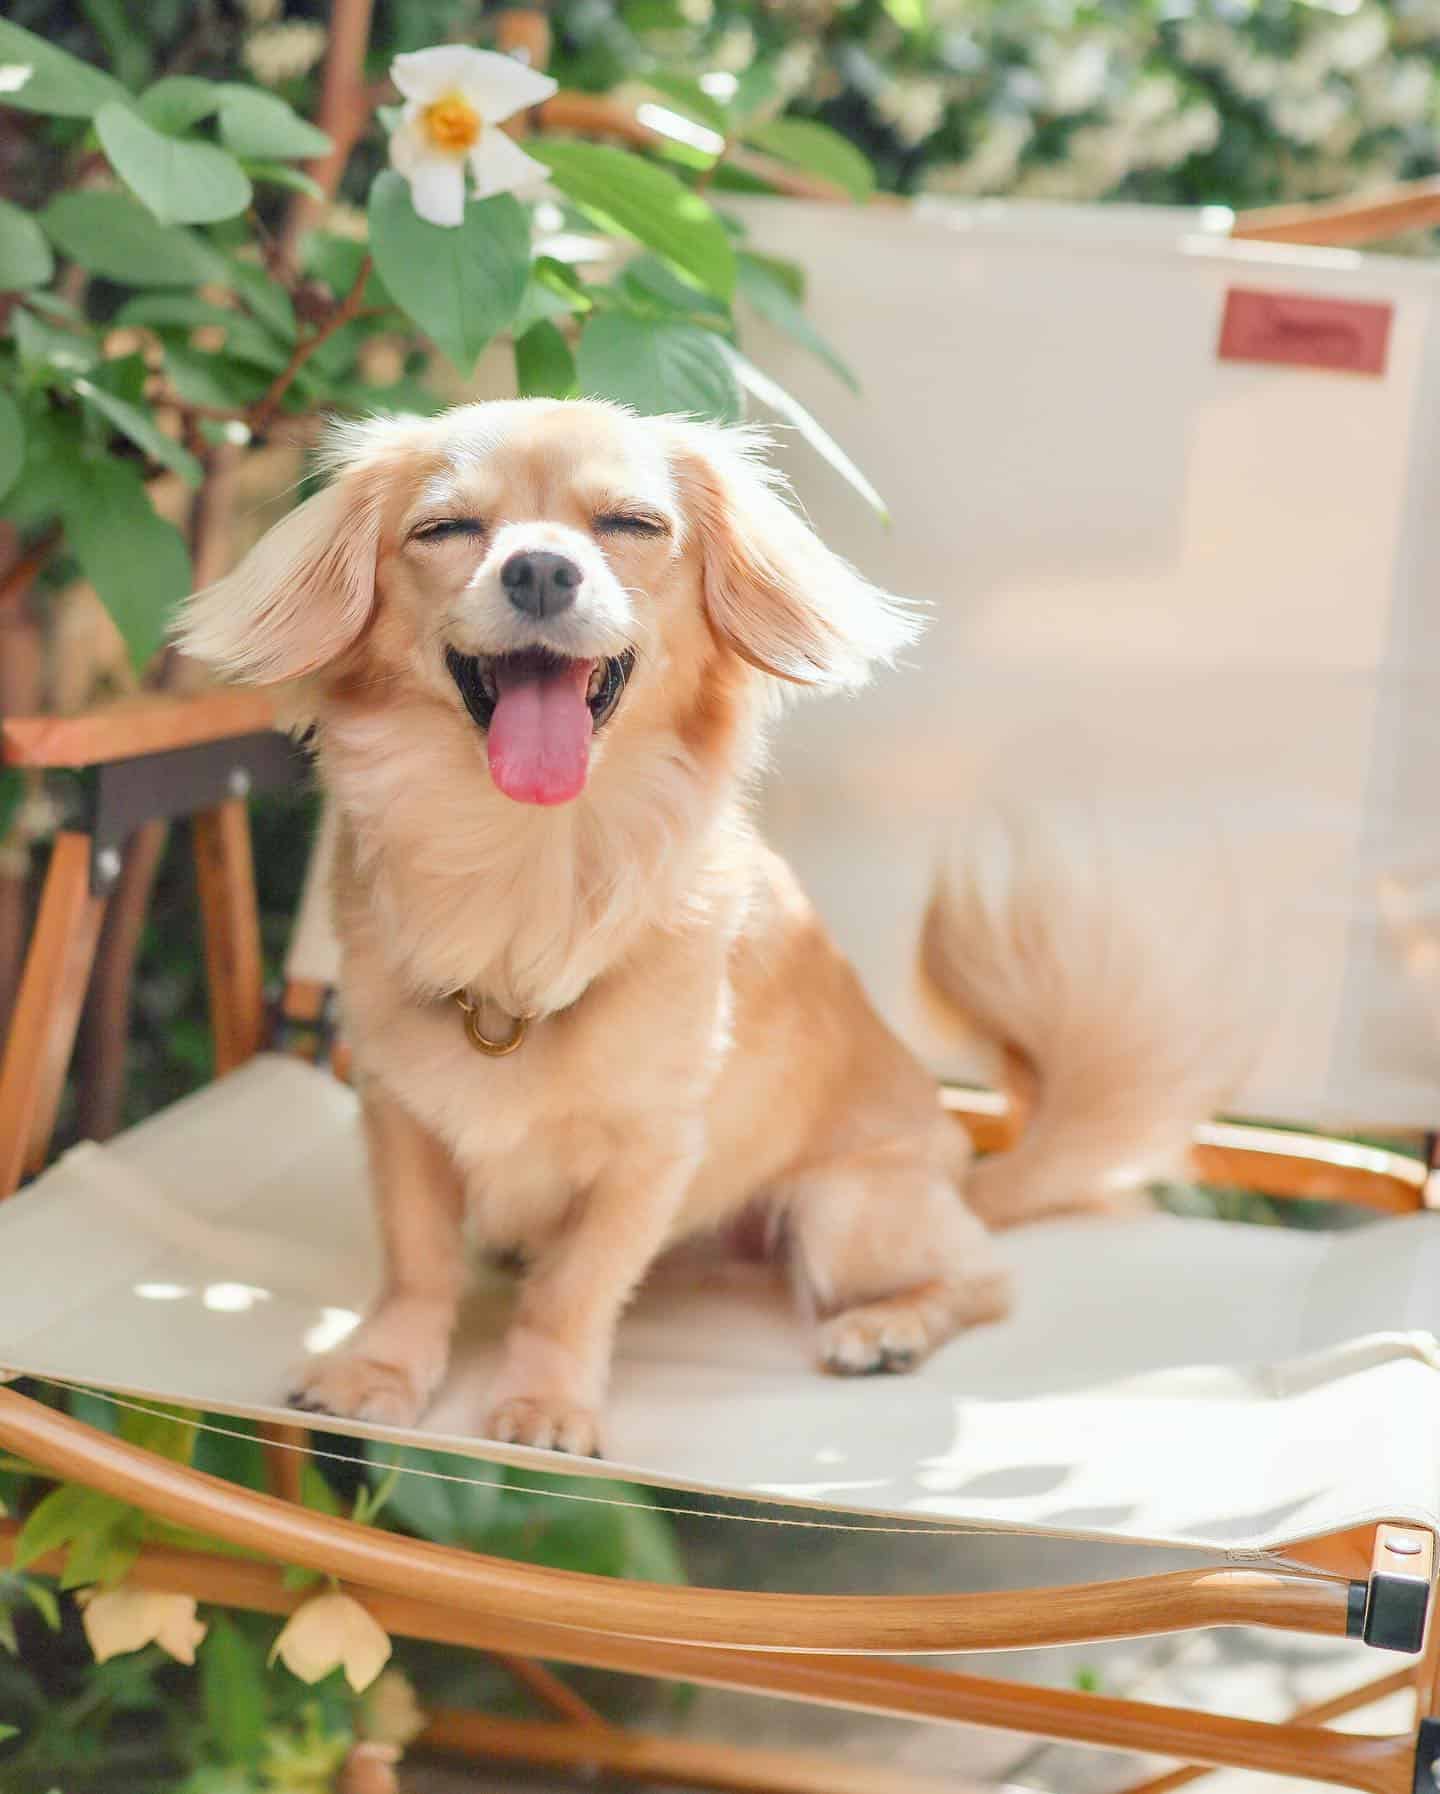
(162, 343), (267, 410)
(243, 161), (325, 201)
(217, 86), (331, 160)
(201, 1616), (268, 1766)
(882, 0), (927, 26)
(80, 0), (150, 91)
(578, 311), (740, 420)
(59, 1518), (139, 1590)
(513, 257), (592, 337)
(117, 297), (288, 371)
(118, 1402), (198, 1464)
(73, 378), (203, 485)
(742, 118), (875, 202)
(0, 1720), (16, 1742)
(0, 200), (53, 291)
(619, 252), (728, 320)
(643, 71), (732, 136)
(61, 459), (192, 668)
(20, 1579), (60, 1632)
(42, 191), (225, 287)
(0, 19), (132, 118)
(726, 345), (888, 519)
(736, 252), (856, 391)
(531, 140), (735, 301)
(0, 1608), (16, 1656)
(515, 320), (578, 399)
(365, 1443), (501, 1549)
(12, 306), (98, 374)
(96, 103), (252, 226)
(138, 75), (220, 133)
(368, 172), (529, 373)
(0, 393), (23, 501)
(299, 1462), (342, 1518)
(13, 1484), (125, 1569)
(0, 405), (82, 527)
(225, 258), (297, 340)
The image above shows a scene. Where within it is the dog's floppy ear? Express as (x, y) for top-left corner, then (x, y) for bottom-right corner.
(175, 456), (385, 686)
(666, 420), (917, 689)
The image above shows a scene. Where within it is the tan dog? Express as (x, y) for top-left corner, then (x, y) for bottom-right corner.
(179, 400), (1230, 1456)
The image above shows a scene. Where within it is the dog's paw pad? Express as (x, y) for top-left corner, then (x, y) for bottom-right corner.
(819, 1308), (930, 1377)
(486, 1396), (602, 1457)
(288, 1355), (426, 1427)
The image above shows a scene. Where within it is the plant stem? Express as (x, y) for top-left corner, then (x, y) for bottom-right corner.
(247, 255), (374, 439)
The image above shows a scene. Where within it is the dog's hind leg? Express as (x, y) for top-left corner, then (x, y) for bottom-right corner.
(785, 1154), (1010, 1376)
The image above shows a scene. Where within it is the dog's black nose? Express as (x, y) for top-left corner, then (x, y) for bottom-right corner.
(501, 550), (581, 619)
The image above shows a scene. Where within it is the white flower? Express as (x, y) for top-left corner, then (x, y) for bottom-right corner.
(711, 26), (757, 72)
(387, 45), (557, 229)
(1269, 82), (1350, 144)
(79, 1588), (206, 1666)
(875, 76), (947, 146)
(927, 112), (1032, 195)
(1039, 41), (1110, 115)
(1358, 56), (1434, 127)
(271, 1590), (392, 1692)
(361, 1667), (427, 1748)
(242, 21), (328, 86)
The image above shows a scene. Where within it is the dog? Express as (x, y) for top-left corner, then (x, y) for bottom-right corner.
(179, 399), (1241, 1456)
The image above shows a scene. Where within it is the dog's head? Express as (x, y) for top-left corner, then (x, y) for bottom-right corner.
(178, 399), (915, 806)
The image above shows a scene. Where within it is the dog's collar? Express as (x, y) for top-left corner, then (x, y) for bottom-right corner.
(453, 989), (533, 1058)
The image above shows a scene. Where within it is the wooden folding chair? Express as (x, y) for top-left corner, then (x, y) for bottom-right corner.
(5, 189), (1440, 1794)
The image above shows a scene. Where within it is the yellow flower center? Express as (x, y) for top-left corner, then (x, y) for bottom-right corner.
(422, 93), (482, 154)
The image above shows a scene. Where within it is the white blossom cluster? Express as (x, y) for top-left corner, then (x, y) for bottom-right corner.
(597, 0), (1440, 207)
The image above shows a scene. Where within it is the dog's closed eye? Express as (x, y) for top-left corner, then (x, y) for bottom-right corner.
(594, 510), (670, 539)
(411, 517), (487, 545)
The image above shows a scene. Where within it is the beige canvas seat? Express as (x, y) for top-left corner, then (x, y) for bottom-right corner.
(4, 1053), (1440, 1562)
(6, 190), (1440, 1794)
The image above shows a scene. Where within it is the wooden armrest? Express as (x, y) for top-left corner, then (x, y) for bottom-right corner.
(2, 691), (278, 769)
(1232, 178), (1440, 249)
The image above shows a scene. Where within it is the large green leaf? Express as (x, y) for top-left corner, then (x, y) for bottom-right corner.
(0, 395), (23, 502)
(742, 117), (875, 202)
(201, 1617), (268, 1766)
(368, 172), (529, 373)
(0, 18), (132, 118)
(532, 140), (735, 301)
(217, 85), (331, 160)
(62, 459), (192, 669)
(96, 102), (252, 226)
(365, 1443), (502, 1549)
(73, 377), (203, 485)
(11, 306), (98, 375)
(225, 257), (297, 340)
(12, 1483), (131, 1569)
(736, 251), (856, 391)
(727, 345), (888, 519)
(578, 312), (740, 420)
(515, 320), (578, 399)
(0, 404), (84, 527)
(0, 200), (53, 291)
(138, 75), (220, 133)
(42, 191), (224, 287)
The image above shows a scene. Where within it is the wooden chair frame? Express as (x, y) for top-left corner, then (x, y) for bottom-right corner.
(1, 686), (1438, 1794)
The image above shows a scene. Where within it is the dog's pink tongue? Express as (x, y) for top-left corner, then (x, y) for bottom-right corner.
(487, 659), (594, 805)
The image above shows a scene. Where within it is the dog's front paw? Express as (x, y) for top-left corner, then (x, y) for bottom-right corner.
(486, 1395), (602, 1457)
(819, 1305), (931, 1376)
(289, 1353), (429, 1427)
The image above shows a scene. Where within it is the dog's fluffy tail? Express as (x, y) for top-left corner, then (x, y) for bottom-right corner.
(919, 794), (1258, 1228)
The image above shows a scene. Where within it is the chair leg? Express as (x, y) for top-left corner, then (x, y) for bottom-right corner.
(0, 831), (107, 1198)
(193, 799), (265, 1076)
(1118, 1667), (1417, 1794)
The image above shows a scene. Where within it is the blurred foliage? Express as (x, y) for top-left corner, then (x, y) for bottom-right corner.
(0, 1384), (685, 1789)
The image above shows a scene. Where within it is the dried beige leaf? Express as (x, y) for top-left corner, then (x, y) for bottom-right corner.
(270, 1590), (392, 1692)
(78, 1588), (207, 1665)
(361, 1667), (426, 1748)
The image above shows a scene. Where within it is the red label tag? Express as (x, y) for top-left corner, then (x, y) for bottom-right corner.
(1218, 288), (1392, 376)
